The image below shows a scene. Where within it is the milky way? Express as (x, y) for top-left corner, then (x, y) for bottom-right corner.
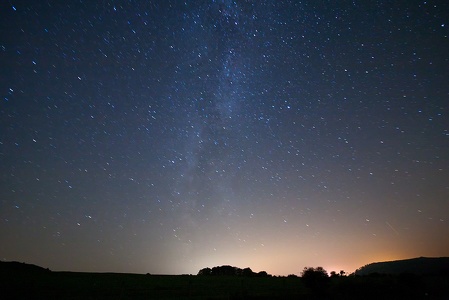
(1, 1), (448, 275)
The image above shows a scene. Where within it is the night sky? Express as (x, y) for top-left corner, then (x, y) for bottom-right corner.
(1, 0), (448, 276)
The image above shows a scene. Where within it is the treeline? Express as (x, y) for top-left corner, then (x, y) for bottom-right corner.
(198, 264), (449, 299)
(198, 265), (271, 277)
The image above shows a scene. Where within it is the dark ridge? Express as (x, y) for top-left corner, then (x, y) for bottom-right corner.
(0, 261), (51, 273)
(354, 257), (449, 276)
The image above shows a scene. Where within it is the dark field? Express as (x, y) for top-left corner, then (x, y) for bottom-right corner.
(1, 270), (449, 299)
(2, 271), (301, 299)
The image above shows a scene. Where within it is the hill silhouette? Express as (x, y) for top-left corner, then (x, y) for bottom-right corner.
(354, 257), (449, 276)
(0, 261), (50, 274)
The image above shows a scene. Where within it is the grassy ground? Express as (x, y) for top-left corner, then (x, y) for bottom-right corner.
(2, 270), (448, 299)
(1, 271), (306, 299)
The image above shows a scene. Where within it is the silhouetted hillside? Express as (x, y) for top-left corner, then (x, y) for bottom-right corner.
(0, 261), (50, 274)
(354, 257), (449, 276)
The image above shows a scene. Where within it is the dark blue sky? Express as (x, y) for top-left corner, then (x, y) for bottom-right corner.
(1, 0), (448, 275)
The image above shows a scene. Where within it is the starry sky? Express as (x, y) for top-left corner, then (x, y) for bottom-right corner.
(1, 0), (448, 276)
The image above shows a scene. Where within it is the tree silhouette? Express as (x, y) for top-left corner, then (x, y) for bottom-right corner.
(257, 271), (269, 277)
(301, 266), (330, 293)
(197, 267), (212, 276)
(330, 270), (346, 278)
(211, 265), (237, 276)
(242, 267), (254, 276)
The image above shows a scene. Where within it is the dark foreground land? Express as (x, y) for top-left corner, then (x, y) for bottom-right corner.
(1, 265), (449, 299)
